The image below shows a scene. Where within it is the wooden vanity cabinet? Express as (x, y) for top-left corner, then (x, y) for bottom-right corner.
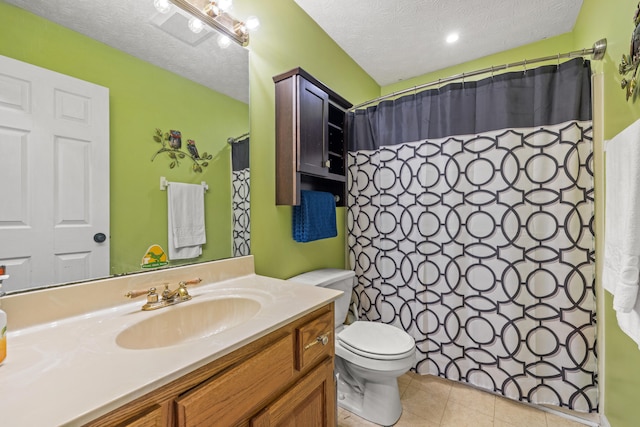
(119, 404), (166, 427)
(251, 358), (335, 427)
(84, 305), (335, 427)
(273, 67), (352, 207)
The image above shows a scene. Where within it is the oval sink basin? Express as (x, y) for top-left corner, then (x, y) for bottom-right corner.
(116, 297), (261, 350)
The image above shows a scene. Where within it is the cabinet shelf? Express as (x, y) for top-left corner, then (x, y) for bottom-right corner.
(273, 67), (352, 207)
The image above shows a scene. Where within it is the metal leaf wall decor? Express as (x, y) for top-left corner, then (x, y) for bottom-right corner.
(620, 2), (640, 101)
(151, 128), (212, 172)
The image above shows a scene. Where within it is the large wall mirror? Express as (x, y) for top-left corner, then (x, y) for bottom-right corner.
(0, 0), (250, 294)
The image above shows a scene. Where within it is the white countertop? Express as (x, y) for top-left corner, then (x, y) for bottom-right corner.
(0, 273), (340, 426)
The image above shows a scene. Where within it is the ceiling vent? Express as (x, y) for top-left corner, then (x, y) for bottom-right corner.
(150, 9), (212, 46)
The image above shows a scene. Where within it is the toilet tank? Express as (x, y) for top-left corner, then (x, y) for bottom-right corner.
(288, 269), (355, 326)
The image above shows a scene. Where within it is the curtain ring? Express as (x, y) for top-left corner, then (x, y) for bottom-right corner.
(437, 78), (441, 92)
(491, 65), (494, 80)
(557, 53), (560, 68)
(523, 59), (527, 74)
(462, 72), (465, 87)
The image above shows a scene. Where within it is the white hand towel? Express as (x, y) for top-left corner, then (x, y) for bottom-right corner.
(167, 182), (206, 260)
(615, 297), (640, 350)
(604, 119), (640, 313)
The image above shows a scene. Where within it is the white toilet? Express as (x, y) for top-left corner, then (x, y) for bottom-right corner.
(289, 269), (415, 426)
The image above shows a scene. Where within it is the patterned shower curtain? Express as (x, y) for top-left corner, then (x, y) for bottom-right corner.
(347, 58), (597, 412)
(231, 137), (250, 257)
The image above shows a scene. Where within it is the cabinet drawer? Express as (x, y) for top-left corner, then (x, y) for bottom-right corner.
(296, 311), (334, 371)
(175, 334), (295, 426)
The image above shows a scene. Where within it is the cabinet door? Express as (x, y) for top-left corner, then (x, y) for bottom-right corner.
(175, 334), (295, 426)
(297, 77), (329, 177)
(250, 358), (336, 427)
(120, 405), (164, 427)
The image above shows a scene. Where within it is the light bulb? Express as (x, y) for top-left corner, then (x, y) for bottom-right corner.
(153, 0), (171, 14)
(218, 0), (232, 12)
(188, 17), (204, 34)
(245, 16), (260, 31)
(217, 34), (232, 48)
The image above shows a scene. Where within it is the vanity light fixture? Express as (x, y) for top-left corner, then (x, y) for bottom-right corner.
(163, 0), (258, 46)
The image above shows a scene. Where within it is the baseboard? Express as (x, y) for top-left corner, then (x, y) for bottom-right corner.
(537, 405), (600, 427)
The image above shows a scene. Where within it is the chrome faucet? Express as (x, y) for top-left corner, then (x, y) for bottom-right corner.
(125, 278), (202, 311)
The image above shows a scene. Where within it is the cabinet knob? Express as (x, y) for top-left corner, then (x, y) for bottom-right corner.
(304, 333), (331, 350)
(324, 160), (331, 168)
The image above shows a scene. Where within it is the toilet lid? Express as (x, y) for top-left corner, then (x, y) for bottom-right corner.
(337, 321), (415, 358)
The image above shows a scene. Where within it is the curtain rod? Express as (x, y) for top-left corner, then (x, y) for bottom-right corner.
(350, 38), (607, 111)
(227, 132), (250, 144)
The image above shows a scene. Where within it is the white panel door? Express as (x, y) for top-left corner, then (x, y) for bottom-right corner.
(0, 55), (109, 293)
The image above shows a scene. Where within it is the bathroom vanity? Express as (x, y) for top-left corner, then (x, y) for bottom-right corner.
(0, 256), (340, 426)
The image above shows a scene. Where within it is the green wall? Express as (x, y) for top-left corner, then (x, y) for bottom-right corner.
(574, 1), (640, 426)
(382, 33), (575, 96)
(0, 3), (249, 276)
(240, 0), (379, 279)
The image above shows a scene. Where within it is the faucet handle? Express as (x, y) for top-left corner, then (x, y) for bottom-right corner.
(125, 288), (149, 299)
(125, 286), (162, 299)
(126, 279), (200, 300)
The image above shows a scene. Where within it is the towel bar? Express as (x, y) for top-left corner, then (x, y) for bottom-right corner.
(160, 176), (208, 192)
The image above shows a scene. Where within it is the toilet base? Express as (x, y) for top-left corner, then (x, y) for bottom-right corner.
(337, 375), (403, 426)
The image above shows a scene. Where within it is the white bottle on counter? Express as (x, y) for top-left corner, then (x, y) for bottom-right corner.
(0, 306), (5, 365)
(0, 278), (6, 365)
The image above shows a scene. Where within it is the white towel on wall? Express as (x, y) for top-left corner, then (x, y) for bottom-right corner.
(615, 296), (640, 349)
(604, 118), (640, 316)
(167, 182), (206, 260)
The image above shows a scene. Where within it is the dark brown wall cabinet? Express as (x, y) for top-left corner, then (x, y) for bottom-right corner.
(273, 68), (352, 206)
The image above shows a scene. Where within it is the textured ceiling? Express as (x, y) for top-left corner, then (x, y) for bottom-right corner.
(4, 0), (249, 103)
(294, 0), (584, 86)
(7, 0), (584, 100)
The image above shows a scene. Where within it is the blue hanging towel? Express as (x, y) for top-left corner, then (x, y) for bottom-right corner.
(292, 190), (337, 242)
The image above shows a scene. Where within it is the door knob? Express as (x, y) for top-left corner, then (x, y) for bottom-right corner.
(93, 233), (107, 243)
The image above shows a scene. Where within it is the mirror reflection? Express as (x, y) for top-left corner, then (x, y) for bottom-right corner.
(0, 0), (250, 294)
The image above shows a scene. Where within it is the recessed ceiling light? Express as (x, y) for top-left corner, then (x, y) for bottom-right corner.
(446, 33), (459, 44)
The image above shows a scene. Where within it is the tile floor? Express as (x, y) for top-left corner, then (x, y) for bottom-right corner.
(337, 372), (601, 427)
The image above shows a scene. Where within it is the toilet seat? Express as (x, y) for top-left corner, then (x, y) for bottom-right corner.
(337, 321), (415, 361)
